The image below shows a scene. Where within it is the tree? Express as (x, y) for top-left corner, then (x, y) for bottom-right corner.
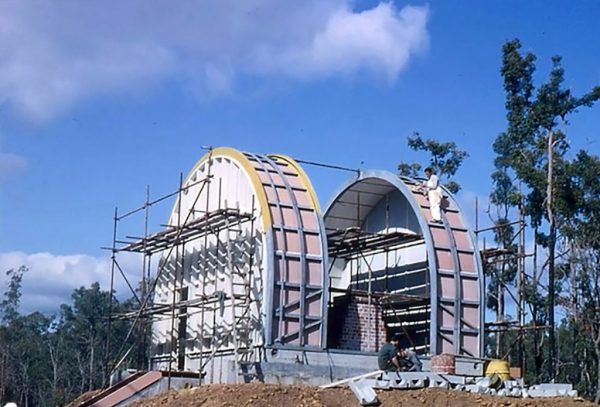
(397, 133), (469, 193)
(495, 38), (600, 379)
(558, 151), (600, 402)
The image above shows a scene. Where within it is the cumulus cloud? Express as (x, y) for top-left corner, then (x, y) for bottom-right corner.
(0, 251), (143, 315)
(0, 1), (429, 122)
(252, 3), (429, 81)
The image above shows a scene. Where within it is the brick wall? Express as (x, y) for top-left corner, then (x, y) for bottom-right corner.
(337, 293), (387, 352)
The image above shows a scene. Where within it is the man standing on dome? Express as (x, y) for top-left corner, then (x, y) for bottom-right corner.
(423, 167), (443, 223)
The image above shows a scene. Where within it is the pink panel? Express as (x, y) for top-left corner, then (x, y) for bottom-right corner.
(440, 276), (455, 297)
(284, 320), (299, 337)
(286, 289), (300, 304)
(269, 173), (285, 186)
(462, 335), (478, 353)
(257, 170), (273, 184)
(275, 186), (293, 205)
(436, 250), (454, 269)
(453, 230), (473, 251)
(459, 252), (475, 272)
(307, 297), (321, 315)
(442, 308), (454, 326)
(431, 228), (450, 247)
(442, 337), (453, 353)
(306, 329), (320, 345)
(281, 207), (298, 227)
(445, 212), (464, 228)
(285, 175), (304, 189)
(294, 191), (312, 207)
(285, 231), (301, 252)
(270, 206), (282, 226)
(286, 259), (301, 284)
(274, 230), (285, 251)
(421, 208), (435, 222)
(307, 260), (322, 285)
(412, 193), (429, 207)
(462, 306), (479, 327)
(300, 210), (317, 229)
(461, 279), (479, 302)
(304, 234), (322, 255)
(264, 186), (278, 203)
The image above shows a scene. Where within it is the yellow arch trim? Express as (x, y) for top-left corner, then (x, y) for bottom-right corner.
(184, 147), (272, 231)
(269, 154), (321, 213)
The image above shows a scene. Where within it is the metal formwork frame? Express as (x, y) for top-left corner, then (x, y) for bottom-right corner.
(323, 170), (484, 358)
(241, 151), (327, 348)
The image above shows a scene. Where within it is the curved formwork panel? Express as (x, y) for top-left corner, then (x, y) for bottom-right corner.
(151, 148), (327, 374)
(324, 170), (483, 357)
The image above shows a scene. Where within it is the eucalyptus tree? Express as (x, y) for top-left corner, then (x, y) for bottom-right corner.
(397, 133), (469, 193)
(495, 38), (600, 380)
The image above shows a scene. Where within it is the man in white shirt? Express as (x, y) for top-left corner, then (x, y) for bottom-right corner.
(423, 167), (443, 223)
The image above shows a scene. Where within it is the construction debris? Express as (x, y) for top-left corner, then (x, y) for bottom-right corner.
(125, 383), (596, 407)
(321, 370), (580, 405)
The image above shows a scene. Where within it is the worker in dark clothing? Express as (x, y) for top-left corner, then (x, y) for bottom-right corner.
(378, 333), (402, 371)
(378, 333), (422, 372)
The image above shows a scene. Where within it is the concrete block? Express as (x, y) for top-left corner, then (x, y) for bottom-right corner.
(465, 384), (484, 394)
(530, 383), (573, 391)
(349, 379), (379, 406)
(509, 388), (522, 398)
(429, 380), (449, 389)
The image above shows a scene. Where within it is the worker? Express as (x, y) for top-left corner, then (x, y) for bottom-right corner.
(378, 333), (403, 371)
(397, 348), (423, 372)
(378, 333), (423, 372)
(423, 167), (443, 223)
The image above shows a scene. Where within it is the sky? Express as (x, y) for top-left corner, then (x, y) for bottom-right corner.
(0, 0), (599, 315)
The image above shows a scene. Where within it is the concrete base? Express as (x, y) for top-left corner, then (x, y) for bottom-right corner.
(189, 347), (485, 386)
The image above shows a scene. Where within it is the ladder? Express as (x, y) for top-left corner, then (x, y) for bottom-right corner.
(224, 207), (257, 382)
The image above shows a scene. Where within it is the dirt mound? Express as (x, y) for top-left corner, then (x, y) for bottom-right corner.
(129, 383), (595, 407)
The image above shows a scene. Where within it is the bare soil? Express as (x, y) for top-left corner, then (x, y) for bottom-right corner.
(128, 383), (596, 407)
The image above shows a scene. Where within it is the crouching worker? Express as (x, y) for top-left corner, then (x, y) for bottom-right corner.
(377, 333), (422, 372)
(397, 348), (422, 372)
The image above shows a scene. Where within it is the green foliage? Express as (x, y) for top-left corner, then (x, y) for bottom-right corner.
(397, 133), (469, 193)
(0, 268), (140, 406)
(494, 37), (600, 382)
(0, 266), (27, 323)
(497, 39), (600, 229)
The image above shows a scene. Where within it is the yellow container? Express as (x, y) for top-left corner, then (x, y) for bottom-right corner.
(485, 359), (511, 380)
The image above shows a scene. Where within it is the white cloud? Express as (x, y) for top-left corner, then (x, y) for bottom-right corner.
(252, 3), (429, 81)
(0, 1), (429, 122)
(0, 251), (143, 315)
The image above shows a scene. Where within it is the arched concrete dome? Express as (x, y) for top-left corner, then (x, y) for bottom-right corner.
(152, 148), (328, 374)
(324, 170), (484, 357)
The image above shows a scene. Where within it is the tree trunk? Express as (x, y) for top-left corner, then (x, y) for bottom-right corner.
(89, 340), (95, 391)
(546, 131), (556, 380)
(497, 271), (505, 358)
(595, 341), (600, 404)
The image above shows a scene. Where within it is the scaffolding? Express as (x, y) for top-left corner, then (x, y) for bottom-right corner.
(326, 220), (429, 352)
(104, 152), (261, 387)
(475, 195), (543, 379)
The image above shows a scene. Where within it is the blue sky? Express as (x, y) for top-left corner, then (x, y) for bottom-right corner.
(1, 0), (599, 314)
